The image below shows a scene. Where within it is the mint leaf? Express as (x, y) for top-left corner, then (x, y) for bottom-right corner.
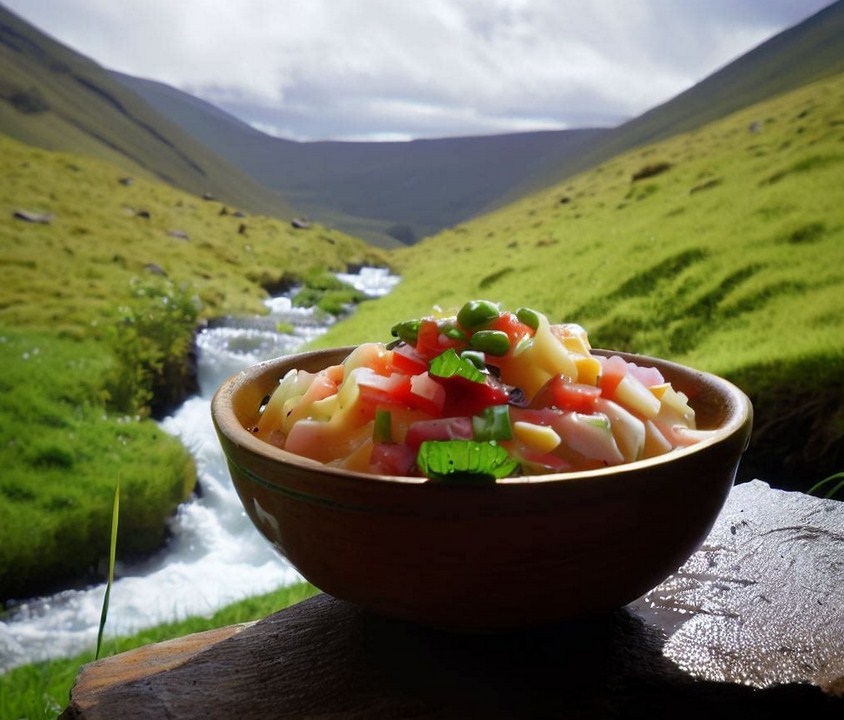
(417, 440), (519, 482)
(429, 348), (485, 383)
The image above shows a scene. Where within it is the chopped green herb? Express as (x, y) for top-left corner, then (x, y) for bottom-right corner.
(373, 409), (392, 443)
(438, 320), (467, 340)
(417, 439), (520, 482)
(473, 405), (513, 442)
(391, 319), (421, 344)
(460, 350), (486, 370)
(516, 306), (542, 330)
(429, 348), (486, 383)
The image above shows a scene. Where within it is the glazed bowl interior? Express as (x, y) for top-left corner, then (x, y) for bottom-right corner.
(212, 347), (753, 630)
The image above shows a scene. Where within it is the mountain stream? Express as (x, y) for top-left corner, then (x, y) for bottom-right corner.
(0, 267), (400, 672)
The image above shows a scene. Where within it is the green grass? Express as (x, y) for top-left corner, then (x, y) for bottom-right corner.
(0, 328), (195, 599)
(0, 132), (388, 600)
(0, 581), (321, 720)
(313, 72), (844, 489)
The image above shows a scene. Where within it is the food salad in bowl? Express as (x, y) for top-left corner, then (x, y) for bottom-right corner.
(212, 299), (753, 629)
(251, 300), (709, 481)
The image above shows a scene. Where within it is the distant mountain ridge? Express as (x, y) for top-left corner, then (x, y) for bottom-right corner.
(0, 4), (295, 219)
(112, 0), (844, 244)
(2, 1), (842, 246)
(114, 70), (610, 246)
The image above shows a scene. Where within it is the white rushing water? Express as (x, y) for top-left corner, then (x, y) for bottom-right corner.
(0, 267), (400, 672)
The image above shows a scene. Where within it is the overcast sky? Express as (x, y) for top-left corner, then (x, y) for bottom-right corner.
(4, 0), (836, 141)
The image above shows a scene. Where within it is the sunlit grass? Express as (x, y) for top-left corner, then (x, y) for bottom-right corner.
(0, 134), (388, 601)
(314, 72), (844, 487)
(0, 329), (195, 599)
(808, 471), (844, 500)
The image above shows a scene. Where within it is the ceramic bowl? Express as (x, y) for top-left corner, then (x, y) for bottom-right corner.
(211, 347), (752, 630)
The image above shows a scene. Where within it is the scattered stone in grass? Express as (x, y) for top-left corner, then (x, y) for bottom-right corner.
(291, 217), (311, 229)
(167, 230), (190, 240)
(144, 263), (167, 276)
(13, 209), (53, 224)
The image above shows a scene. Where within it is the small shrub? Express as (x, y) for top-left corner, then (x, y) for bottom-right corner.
(104, 277), (201, 417)
(291, 268), (365, 316)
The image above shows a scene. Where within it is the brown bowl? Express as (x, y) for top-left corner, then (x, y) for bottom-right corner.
(211, 347), (752, 631)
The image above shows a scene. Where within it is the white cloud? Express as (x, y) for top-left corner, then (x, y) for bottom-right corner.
(3, 0), (835, 140)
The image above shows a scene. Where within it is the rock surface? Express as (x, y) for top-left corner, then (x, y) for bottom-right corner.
(631, 479), (844, 694)
(62, 480), (844, 719)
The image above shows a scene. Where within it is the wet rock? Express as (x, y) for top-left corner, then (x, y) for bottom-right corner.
(631, 479), (844, 695)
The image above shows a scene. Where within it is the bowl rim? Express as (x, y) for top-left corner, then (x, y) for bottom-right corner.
(211, 345), (753, 487)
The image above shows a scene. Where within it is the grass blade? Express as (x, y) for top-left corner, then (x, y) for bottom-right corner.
(96, 481), (120, 660)
(807, 471), (844, 499)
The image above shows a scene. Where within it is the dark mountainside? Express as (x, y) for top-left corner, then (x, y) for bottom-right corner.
(113, 71), (610, 247)
(0, 4), (295, 219)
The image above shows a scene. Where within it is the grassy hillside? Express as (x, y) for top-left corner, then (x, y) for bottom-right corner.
(0, 132), (387, 599)
(313, 71), (844, 490)
(0, 5), (296, 221)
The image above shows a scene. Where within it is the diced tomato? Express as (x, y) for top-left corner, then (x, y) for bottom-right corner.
(356, 369), (412, 409)
(488, 311), (533, 348)
(414, 319), (466, 360)
(439, 375), (511, 417)
(390, 343), (429, 376)
(597, 354), (628, 398)
(531, 375), (601, 413)
(510, 406), (563, 427)
(405, 416), (474, 450)
(407, 372), (447, 415)
(369, 442), (418, 475)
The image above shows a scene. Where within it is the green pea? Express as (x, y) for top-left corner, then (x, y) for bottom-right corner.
(457, 300), (500, 330)
(460, 350), (487, 370)
(469, 330), (511, 356)
(516, 306), (542, 330)
(391, 319), (420, 344)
